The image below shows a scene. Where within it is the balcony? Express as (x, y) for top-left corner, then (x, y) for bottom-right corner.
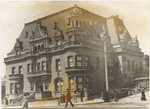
(65, 66), (92, 73)
(27, 70), (51, 77)
(66, 27), (84, 34)
(9, 74), (23, 80)
(4, 41), (100, 63)
(27, 70), (51, 84)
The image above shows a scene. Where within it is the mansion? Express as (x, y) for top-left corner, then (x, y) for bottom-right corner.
(4, 5), (146, 103)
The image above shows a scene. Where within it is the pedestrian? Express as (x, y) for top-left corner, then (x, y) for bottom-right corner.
(113, 90), (118, 102)
(62, 94), (66, 103)
(65, 89), (74, 108)
(141, 90), (147, 101)
(73, 91), (77, 103)
(22, 97), (28, 109)
(103, 91), (110, 102)
(58, 94), (63, 105)
(4, 97), (8, 105)
(80, 90), (84, 102)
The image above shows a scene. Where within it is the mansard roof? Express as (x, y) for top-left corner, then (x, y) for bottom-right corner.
(7, 5), (106, 55)
(7, 5), (137, 55)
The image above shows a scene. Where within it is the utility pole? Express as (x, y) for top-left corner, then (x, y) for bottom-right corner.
(100, 26), (109, 91)
(103, 37), (109, 91)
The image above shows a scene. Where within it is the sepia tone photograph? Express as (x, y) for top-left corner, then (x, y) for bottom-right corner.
(1, 1), (149, 109)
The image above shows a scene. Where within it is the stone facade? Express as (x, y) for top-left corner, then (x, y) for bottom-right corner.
(4, 5), (145, 103)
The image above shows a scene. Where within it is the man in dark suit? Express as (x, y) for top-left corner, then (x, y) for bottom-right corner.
(65, 89), (74, 108)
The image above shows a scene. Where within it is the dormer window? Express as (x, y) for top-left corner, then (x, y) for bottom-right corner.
(38, 45), (41, 51)
(25, 32), (28, 38)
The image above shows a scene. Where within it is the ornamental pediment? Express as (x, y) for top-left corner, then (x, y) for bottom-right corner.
(30, 20), (48, 40)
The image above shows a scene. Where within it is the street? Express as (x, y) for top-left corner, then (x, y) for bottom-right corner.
(28, 91), (149, 109)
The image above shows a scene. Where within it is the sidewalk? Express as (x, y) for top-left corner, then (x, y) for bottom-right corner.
(2, 91), (149, 108)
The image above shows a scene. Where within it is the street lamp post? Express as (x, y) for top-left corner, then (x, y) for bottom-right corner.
(100, 27), (109, 91)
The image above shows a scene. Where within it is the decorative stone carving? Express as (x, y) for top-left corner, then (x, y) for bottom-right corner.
(70, 7), (83, 17)
(53, 22), (64, 40)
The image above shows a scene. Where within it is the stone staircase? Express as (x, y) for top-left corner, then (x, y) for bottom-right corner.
(2, 92), (35, 109)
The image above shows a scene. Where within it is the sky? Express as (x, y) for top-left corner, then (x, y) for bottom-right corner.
(1, 1), (150, 78)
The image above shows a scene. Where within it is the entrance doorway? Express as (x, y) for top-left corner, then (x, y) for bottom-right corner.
(35, 80), (43, 92)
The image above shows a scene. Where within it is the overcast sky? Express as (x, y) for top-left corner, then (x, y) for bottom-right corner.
(1, 1), (150, 78)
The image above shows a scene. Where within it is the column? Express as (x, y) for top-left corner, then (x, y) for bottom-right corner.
(74, 77), (77, 91)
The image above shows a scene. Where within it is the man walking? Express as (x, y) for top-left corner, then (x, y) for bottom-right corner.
(80, 90), (84, 102)
(113, 89), (118, 102)
(65, 89), (74, 108)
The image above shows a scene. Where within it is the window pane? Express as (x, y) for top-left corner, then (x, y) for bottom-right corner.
(12, 67), (15, 74)
(77, 56), (82, 60)
(78, 77), (82, 83)
(77, 62), (82, 66)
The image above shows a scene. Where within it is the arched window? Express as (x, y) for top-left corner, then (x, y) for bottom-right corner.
(38, 45), (41, 51)
(54, 78), (63, 92)
(41, 44), (44, 50)
(34, 46), (37, 51)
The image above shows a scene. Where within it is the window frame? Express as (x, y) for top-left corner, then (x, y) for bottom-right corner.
(27, 64), (31, 73)
(37, 63), (40, 71)
(68, 56), (74, 67)
(12, 67), (16, 74)
(85, 55), (89, 66)
(75, 55), (83, 66)
(56, 59), (61, 71)
(18, 66), (22, 74)
(41, 61), (46, 71)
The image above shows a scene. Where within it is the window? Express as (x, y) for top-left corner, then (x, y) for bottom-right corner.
(71, 21), (74, 27)
(76, 55), (83, 66)
(69, 77), (74, 90)
(25, 32), (28, 38)
(41, 44), (44, 50)
(15, 83), (21, 94)
(44, 83), (49, 91)
(18, 66), (22, 74)
(55, 78), (63, 92)
(38, 45), (41, 51)
(77, 77), (83, 90)
(127, 60), (130, 71)
(42, 61), (46, 71)
(68, 56), (73, 67)
(12, 67), (16, 74)
(27, 64), (31, 73)
(132, 61), (134, 70)
(85, 56), (89, 66)
(56, 59), (61, 71)
(34, 46), (37, 51)
(86, 77), (90, 89)
(30, 85), (34, 91)
(76, 20), (78, 27)
(10, 83), (15, 94)
(96, 57), (100, 68)
(37, 63), (40, 71)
